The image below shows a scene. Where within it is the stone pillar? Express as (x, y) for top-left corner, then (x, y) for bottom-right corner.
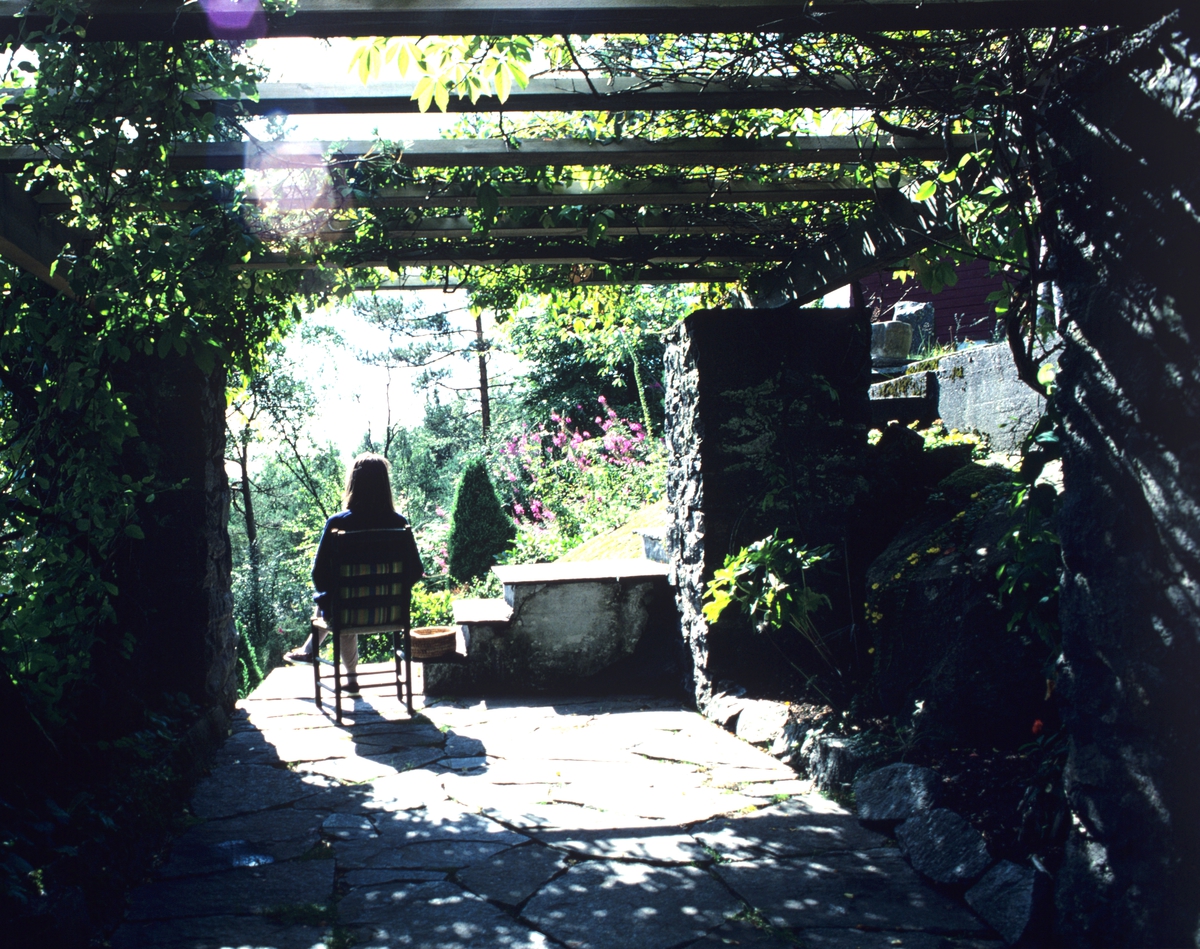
(664, 307), (871, 709)
(111, 354), (238, 713)
(1045, 10), (1200, 945)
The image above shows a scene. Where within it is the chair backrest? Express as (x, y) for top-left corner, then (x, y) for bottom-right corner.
(330, 528), (423, 632)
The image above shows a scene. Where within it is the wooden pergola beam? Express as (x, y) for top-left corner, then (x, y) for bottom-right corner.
(216, 77), (880, 115)
(0, 1), (1159, 41)
(362, 209), (823, 239)
(0, 134), (971, 173)
(248, 234), (798, 268)
(0, 177), (73, 295)
(30, 177), (877, 212)
(373, 264), (743, 287)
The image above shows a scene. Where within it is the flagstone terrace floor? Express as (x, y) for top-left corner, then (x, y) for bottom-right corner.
(111, 663), (1001, 949)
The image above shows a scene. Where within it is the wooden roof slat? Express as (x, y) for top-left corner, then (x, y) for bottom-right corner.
(0, 1), (1158, 40)
(0, 134), (972, 173)
(307, 208), (821, 239)
(268, 177), (877, 209)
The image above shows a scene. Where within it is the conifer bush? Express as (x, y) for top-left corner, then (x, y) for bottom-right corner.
(447, 459), (516, 582)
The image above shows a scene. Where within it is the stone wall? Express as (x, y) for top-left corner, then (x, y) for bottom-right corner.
(664, 307), (872, 708)
(868, 342), (1046, 453)
(1044, 11), (1200, 945)
(110, 354), (238, 713)
(934, 344), (1046, 455)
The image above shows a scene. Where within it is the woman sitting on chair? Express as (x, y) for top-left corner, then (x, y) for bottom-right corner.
(287, 452), (419, 692)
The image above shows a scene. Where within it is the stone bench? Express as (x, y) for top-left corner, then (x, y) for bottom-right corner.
(427, 559), (681, 697)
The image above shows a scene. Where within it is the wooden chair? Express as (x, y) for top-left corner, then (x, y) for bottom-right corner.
(310, 527), (423, 723)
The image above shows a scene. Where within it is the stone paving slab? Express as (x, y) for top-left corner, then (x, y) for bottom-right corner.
(372, 802), (528, 845)
(524, 822), (711, 864)
(111, 914), (331, 949)
(692, 798), (886, 860)
(190, 764), (328, 819)
(339, 880), (549, 948)
(112, 671), (992, 949)
(159, 808), (326, 877)
(686, 918), (802, 948)
(125, 860), (334, 921)
(456, 842), (568, 907)
(714, 852), (987, 933)
(794, 932), (1004, 949)
(521, 861), (741, 949)
(296, 747), (445, 783)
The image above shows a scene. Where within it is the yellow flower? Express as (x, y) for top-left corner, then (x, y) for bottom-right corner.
(893, 572), (902, 580)
(907, 552), (920, 564)
(871, 582), (880, 590)
(926, 546), (941, 554)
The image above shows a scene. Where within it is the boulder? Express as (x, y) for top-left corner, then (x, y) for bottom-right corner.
(854, 763), (942, 823)
(704, 690), (747, 731)
(735, 699), (791, 746)
(965, 860), (1052, 945)
(800, 731), (883, 799)
(895, 807), (991, 886)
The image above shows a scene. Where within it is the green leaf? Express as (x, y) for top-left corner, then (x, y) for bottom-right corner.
(433, 80), (450, 113)
(494, 65), (513, 104)
(914, 180), (937, 201)
(124, 524), (145, 540)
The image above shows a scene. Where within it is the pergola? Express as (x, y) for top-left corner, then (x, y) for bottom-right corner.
(0, 0), (1165, 297)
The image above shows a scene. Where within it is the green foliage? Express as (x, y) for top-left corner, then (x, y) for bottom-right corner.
(910, 420), (991, 460)
(996, 410), (1064, 667)
(0, 20), (319, 750)
(447, 459), (516, 582)
(703, 533), (835, 661)
(351, 34), (555, 111)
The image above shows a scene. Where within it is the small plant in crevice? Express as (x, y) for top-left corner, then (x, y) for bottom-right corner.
(702, 533), (836, 699)
(996, 401), (1064, 683)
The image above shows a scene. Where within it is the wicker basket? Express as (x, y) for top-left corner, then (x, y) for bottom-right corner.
(410, 625), (457, 659)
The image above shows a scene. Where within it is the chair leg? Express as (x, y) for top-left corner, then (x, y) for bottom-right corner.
(393, 629), (403, 704)
(333, 628), (342, 725)
(404, 626), (414, 715)
(311, 620), (322, 710)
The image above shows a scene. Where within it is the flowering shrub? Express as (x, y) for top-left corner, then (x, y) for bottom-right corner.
(494, 396), (665, 558)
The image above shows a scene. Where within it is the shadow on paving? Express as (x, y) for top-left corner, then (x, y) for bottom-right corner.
(108, 664), (1001, 949)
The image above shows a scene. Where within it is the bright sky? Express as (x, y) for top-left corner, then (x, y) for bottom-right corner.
(246, 38), (479, 457)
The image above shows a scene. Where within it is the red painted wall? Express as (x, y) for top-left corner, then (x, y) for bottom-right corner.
(856, 259), (1004, 344)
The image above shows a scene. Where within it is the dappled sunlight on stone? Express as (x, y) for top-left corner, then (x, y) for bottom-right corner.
(111, 667), (993, 948)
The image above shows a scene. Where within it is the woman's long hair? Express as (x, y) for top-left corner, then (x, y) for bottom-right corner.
(342, 453), (396, 516)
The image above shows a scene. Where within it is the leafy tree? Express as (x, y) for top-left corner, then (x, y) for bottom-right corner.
(353, 293), (510, 440)
(447, 459), (516, 582)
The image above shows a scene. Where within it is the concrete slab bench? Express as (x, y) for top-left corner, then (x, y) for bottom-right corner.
(429, 559), (679, 697)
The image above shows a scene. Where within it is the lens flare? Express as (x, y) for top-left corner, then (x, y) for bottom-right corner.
(200, 0), (266, 39)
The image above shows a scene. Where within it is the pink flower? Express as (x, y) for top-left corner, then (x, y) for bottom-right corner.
(435, 506), (447, 517)
(513, 503), (525, 517)
(597, 395), (607, 405)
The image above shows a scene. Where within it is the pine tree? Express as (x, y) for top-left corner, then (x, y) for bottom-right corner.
(447, 459), (516, 582)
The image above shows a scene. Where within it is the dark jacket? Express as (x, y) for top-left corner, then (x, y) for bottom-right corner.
(311, 508), (421, 613)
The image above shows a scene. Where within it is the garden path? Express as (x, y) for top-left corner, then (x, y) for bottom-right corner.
(111, 664), (1000, 949)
